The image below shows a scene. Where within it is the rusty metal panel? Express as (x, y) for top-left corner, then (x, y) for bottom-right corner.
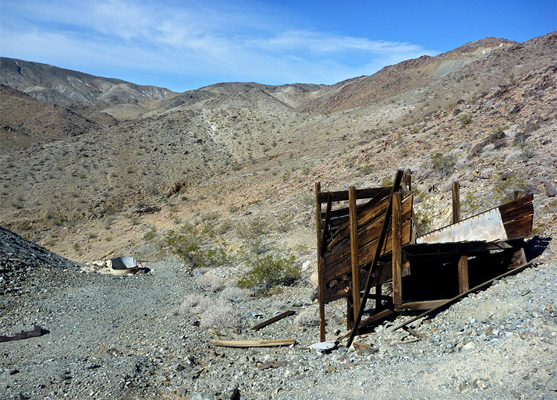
(417, 208), (508, 244)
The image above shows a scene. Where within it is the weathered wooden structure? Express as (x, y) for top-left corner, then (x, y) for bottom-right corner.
(315, 170), (534, 345)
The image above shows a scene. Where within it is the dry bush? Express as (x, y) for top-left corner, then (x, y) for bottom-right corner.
(196, 274), (225, 293)
(199, 302), (242, 329)
(219, 287), (253, 302)
(180, 294), (211, 315)
(294, 308), (320, 327)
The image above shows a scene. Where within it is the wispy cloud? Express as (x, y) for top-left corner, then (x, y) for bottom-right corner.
(1, 0), (437, 91)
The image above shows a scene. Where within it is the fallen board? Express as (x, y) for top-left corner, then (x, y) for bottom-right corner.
(209, 339), (296, 348)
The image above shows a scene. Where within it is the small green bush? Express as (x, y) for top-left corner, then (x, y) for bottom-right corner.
(166, 224), (229, 268)
(237, 251), (299, 290)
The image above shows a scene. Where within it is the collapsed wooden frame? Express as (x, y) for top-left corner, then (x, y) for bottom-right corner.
(315, 170), (534, 346)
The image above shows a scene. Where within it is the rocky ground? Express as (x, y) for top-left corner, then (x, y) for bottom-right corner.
(1, 225), (556, 400)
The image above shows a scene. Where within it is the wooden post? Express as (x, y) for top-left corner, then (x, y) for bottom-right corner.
(452, 181), (461, 224)
(514, 191), (524, 201)
(348, 186), (361, 322)
(375, 284), (382, 310)
(346, 296), (354, 330)
(392, 191), (403, 306)
(458, 254), (469, 294)
(315, 182), (326, 342)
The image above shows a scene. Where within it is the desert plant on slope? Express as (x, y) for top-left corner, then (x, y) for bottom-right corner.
(165, 223), (229, 268)
(431, 152), (455, 178)
(199, 302), (242, 329)
(237, 250), (299, 290)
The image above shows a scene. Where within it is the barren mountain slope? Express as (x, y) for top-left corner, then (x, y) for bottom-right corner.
(301, 34), (554, 116)
(0, 85), (101, 151)
(0, 33), (555, 265)
(0, 57), (175, 105)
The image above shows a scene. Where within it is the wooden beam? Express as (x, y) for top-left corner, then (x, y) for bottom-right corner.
(458, 254), (469, 294)
(317, 187), (389, 203)
(347, 169), (404, 348)
(394, 300), (449, 312)
(209, 339), (295, 348)
(315, 182), (326, 342)
(375, 284), (382, 310)
(251, 311), (295, 331)
(391, 259), (535, 332)
(349, 186), (361, 321)
(452, 181), (461, 224)
(392, 191), (403, 306)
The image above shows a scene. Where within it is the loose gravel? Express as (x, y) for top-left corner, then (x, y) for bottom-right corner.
(1, 230), (556, 400)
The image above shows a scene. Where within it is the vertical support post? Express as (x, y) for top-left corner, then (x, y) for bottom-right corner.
(346, 296), (354, 330)
(375, 284), (382, 310)
(514, 191), (524, 201)
(314, 182), (326, 342)
(348, 186), (361, 322)
(452, 181), (461, 224)
(458, 255), (469, 294)
(392, 191), (403, 306)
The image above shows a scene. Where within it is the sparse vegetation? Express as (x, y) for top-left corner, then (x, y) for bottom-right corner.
(237, 249), (299, 290)
(431, 152), (455, 177)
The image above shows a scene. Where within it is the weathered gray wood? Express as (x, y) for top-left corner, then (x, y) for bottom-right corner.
(347, 169), (404, 348)
(452, 181), (461, 224)
(392, 191), (403, 306)
(349, 186), (361, 321)
(458, 255), (469, 294)
(315, 182), (326, 342)
(251, 311), (295, 331)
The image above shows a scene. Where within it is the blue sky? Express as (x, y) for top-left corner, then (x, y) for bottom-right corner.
(1, 0), (555, 92)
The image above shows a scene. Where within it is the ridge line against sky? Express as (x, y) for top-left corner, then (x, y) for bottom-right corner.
(1, 0), (555, 92)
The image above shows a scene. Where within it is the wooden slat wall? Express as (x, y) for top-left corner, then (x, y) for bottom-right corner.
(499, 194), (533, 239)
(323, 194), (413, 284)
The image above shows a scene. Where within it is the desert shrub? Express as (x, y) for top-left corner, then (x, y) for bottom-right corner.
(143, 228), (157, 241)
(493, 172), (526, 203)
(294, 308), (320, 327)
(180, 294), (211, 315)
(165, 224), (229, 268)
(199, 303), (242, 329)
(237, 250), (299, 290)
(459, 115), (472, 126)
(219, 287), (253, 302)
(431, 153), (455, 178)
(196, 274), (225, 293)
(237, 218), (268, 239)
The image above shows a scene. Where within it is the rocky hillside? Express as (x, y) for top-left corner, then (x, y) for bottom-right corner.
(0, 57), (175, 105)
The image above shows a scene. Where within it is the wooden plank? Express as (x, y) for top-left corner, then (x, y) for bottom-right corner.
(452, 181), (461, 224)
(209, 339), (295, 348)
(315, 182), (326, 342)
(318, 187), (390, 203)
(251, 311), (295, 331)
(394, 300), (450, 312)
(458, 255), (469, 294)
(391, 259), (535, 332)
(503, 214), (533, 239)
(349, 186), (361, 322)
(323, 219), (411, 283)
(320, 194), (332, 257)
(359, 309), (395, 328)
(500, 201), (534, 224)
(392, 192), (403, 306)
(498, 193), (533, 214)
(325, 194), (412, 265)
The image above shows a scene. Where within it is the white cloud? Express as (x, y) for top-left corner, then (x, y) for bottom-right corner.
(1, 0), (437, 90)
